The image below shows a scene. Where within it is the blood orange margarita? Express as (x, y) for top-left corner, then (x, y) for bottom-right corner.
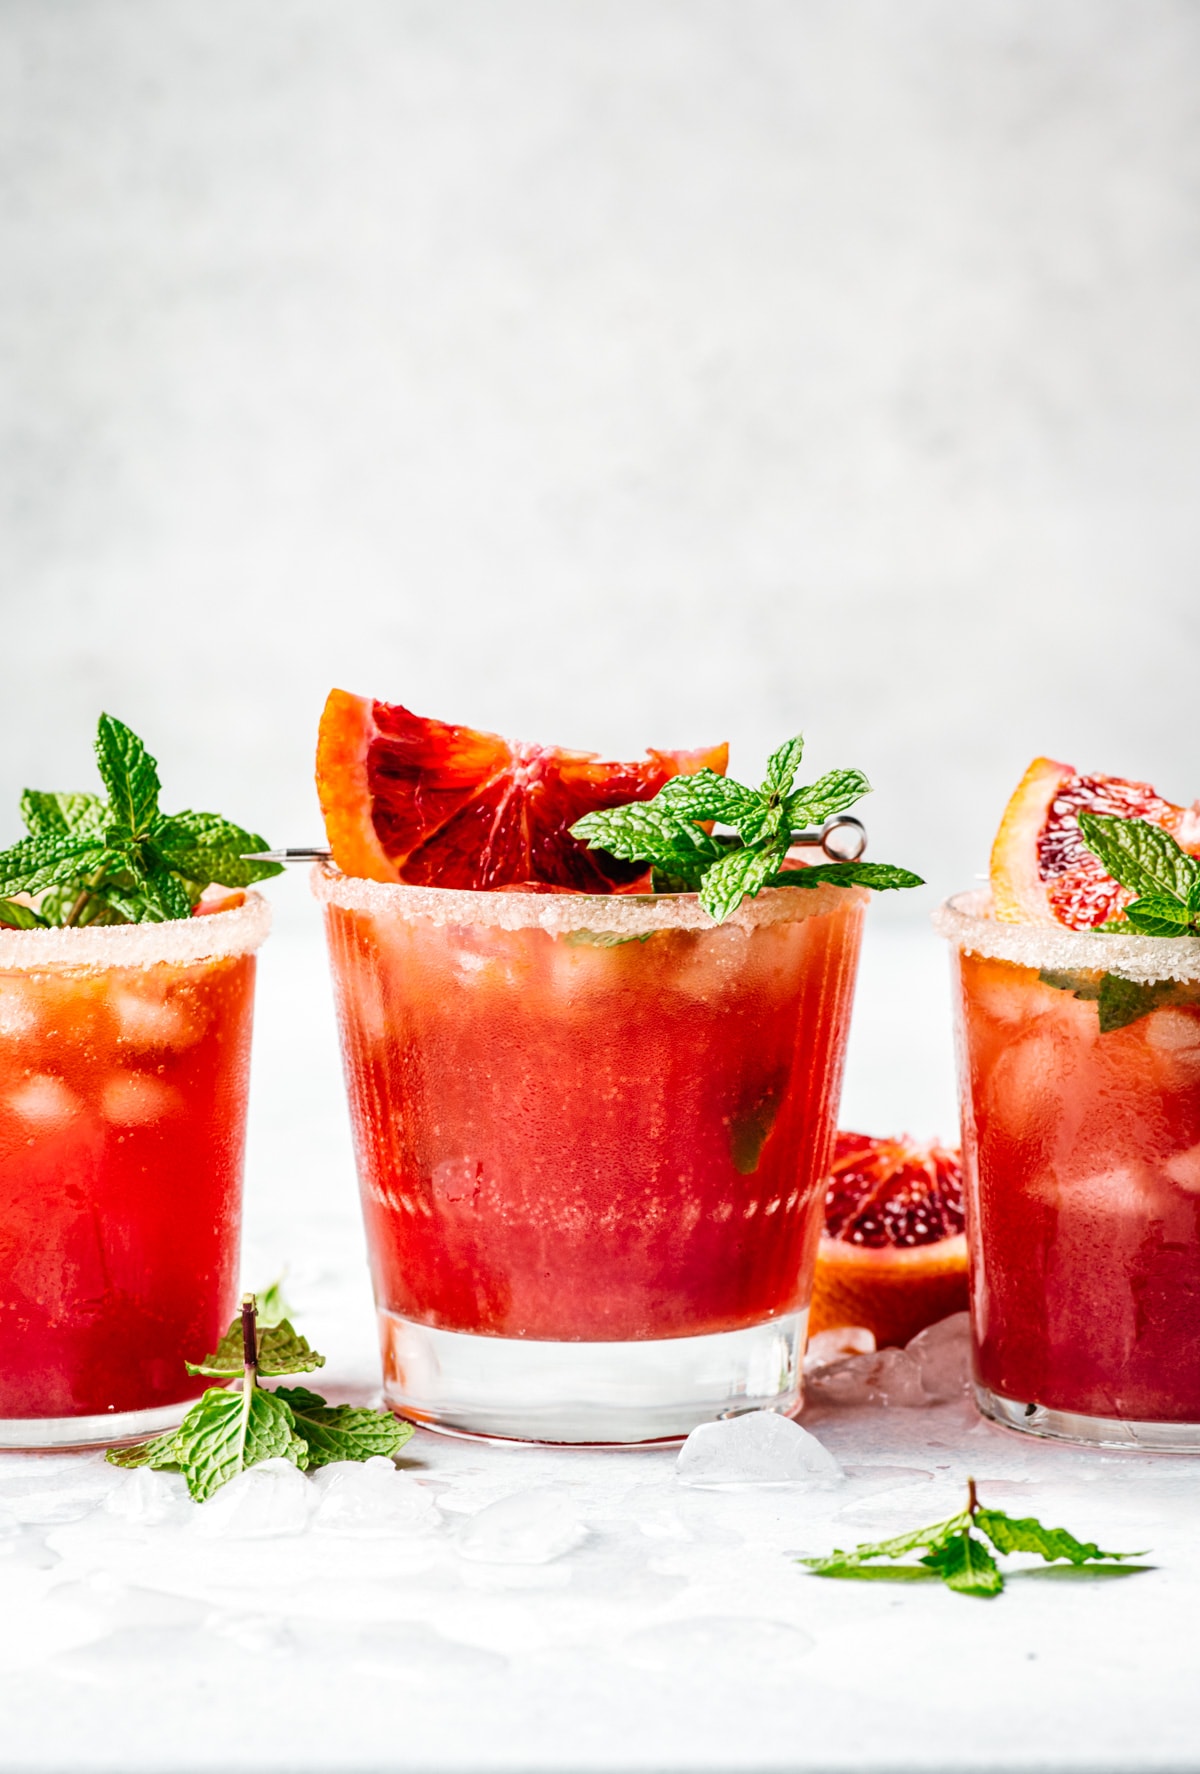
(0, 896), (270, 1445)
(936, 891), (1200, 1448)
(317, 865), (865, 1441)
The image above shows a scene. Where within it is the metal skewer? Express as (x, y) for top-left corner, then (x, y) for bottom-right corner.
(243, 817), (868, 868)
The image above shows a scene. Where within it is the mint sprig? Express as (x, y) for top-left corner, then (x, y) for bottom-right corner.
(570, 736), (922, 922)
(799, 1478), (1145, 1599)
(107, 1295), (413, 1503)
(0, 714), (282, 928)
(1078, 812), (1200, 937)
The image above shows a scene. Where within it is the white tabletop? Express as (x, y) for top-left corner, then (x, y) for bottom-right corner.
(3, 889), (1196, 1774)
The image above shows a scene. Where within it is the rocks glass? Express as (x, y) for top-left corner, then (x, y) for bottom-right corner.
(318, 866), (865, 1442)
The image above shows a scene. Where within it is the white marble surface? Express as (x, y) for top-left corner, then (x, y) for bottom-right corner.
(2, 900), (1197, 1774)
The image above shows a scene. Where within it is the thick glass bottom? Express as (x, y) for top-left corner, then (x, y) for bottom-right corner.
(975, 1383), (1200, 1452)
(0, 1399), (189, 1452)
(379, 1309), (806, 1444)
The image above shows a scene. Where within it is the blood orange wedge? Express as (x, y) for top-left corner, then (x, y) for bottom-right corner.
(808, 1131), (968, 1349)
(990, 756), (1200, 929)
(316, 690), (729, 892)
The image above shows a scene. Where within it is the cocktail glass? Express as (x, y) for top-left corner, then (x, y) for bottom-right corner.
(0, 896), (271, 1448)
(935, 890), (1200, 1449)
(317, 864), (865, 1443)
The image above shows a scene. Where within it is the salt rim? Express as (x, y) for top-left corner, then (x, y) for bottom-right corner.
(932, 889), (1200, 984)
(312, 863), (867, 936)
(0, 891), (271, 972)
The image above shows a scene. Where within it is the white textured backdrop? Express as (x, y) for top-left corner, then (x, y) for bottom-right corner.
(2, 1), (1199, 1137)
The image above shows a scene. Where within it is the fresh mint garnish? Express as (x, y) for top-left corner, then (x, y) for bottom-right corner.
(1078, 812), (1200, 938)
(107, 1295), (413, 1503)
(570, 736), (921, 922)
(0, 714), (282, 928)
(799, 1478), (1146, 1599)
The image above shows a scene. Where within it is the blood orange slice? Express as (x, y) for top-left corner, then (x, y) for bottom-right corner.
(316, 690), (729, 892)
(990, 756), (1200, 929)
(808, 1131), (968, 1349)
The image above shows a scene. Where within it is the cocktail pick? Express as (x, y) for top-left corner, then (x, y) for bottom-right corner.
(243, 816), (868, 868)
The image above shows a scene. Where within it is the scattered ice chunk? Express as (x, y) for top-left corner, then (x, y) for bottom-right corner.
(190, 1459), (311, 1538)
(805, 1346), (928, 1409)
(805, 1326), (875, 1370)
(457, 1487), (588, 1564)
(676, 1411), (841, 1489)
(905, 1312), (972, 1402)
(104, 1468), (189, 1527)
(7, 1075), (80, 1129)
(101, 1073), (181, 1127)
(311, 1458), (440, 1537)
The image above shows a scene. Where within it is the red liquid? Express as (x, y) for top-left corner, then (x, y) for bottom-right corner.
(0, 949), (257, 1419)
(325, 885), (863, 1343)
(955, 950), (1200, 1422)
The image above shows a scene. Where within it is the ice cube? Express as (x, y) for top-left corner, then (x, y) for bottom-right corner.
(311, 1458), (440, 1537)
(804, 1346), (929, 1409)
(101, 1073), (181, 1126)
(7, 1075), (80, 1130)
(905, 1312), (972, 1402)
(456, 1487), (588, 1564)
(805, 1326), (876, 1371)
(675, 1411), (842, 1489)
(0, 993), (38, 1041)
(104, 1468), (189, 1527)
(190, 1459), (312, 1538)
(110, 986), (197, 1051)
(1145, 1010), (1200, 1055)
(1163, 1142), (1200, 1195)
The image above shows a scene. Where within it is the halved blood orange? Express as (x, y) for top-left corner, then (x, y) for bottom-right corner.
(808, 1131), (968, 1349)
(990, 756), (1200, 929)
(316, 690), (729, 892)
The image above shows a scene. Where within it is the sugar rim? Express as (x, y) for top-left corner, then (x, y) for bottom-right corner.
(932, 889), (1200, 984)
(311, 862), (867, 935)
(0, 891), (272, 972)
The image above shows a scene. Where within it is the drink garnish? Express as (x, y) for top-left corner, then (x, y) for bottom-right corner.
(0, 714), (283, 929)
(799, 1477), (1146, 1599)
(570, 734), (921, 922)
(107, 1295), (412, 1503)
(1078, 813), (1200, 937)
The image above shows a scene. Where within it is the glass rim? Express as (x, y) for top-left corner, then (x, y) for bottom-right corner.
(0, 890), (272, 973)
(932, 887), (1200, 984)
(311, 861), (868, 936)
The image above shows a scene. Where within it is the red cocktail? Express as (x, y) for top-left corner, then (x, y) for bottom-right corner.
(0, 897), (270, 1446)
(319, 867), (865, 1441)
(937, 890), (1200, 1448)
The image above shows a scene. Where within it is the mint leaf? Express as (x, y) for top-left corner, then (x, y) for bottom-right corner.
(1077, 813), (1199, 906)
(799, 1512), (968, 1575)
(653, 769), (763, 831)
(973, 1509), (1140, 1566)
(786, 769), (872, 828)
(921, 1530), (1004, 1598)
(1038, 968), (1103, 1000)
(768, 861), (924, 892)
(1098, 974), (1177, 1033)
(0, 897), (48, 930)
(20, 790), (107, 839)
(763, 735), (805, 799)
(188, 1315), (325, 1379)
(95, 713), (161, 838)
(699, 842), (786, 922)
(153, 812), (283, 889)
(571, 803), (721, 887)
(1123, 896), (1196, 937)
(274, 1386), (415, 1467)
(255, 1278), (293, 1329)
(0, 833), (107, 900)
(172, 1385), (308, 1503)
(105, 1425), (182, 1471)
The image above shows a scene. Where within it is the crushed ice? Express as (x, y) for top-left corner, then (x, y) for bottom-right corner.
(804, 1312), (971, 1409)
(456, 1487), (588, 1564)
(311, 1457), (440, 1536)
(675, 1411), (842, 1489)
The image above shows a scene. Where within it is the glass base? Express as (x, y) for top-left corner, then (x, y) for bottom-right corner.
(975, 1383), (1200, 1452)
(0, 1399), (189, 1452)
(379, 1310), (806, 1444)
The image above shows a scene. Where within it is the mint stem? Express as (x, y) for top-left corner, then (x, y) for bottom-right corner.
(241, 1293), (258, 1382)
(967, 1477), (978, 1518)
